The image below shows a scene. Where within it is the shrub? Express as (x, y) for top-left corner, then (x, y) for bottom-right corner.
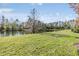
(71, 26), (79, 33)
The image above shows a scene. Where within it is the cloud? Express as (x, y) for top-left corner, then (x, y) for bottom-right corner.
(56, 12), (60, 16)
(31, 3), (43, 6)
(0, 8), (14, 13)
(37, 3), (43, 6)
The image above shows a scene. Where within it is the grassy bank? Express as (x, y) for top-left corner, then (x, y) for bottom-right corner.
(0, 30), (79, 56)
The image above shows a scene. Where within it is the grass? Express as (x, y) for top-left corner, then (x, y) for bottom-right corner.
(0, 30), (79, 56)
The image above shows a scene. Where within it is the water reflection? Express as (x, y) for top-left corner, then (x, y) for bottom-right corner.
(0, 31), (25, 36)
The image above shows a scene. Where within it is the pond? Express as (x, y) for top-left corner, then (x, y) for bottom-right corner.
(0, 31), (25, 36)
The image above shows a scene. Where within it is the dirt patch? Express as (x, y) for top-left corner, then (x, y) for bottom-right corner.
(74, 43), (79, 55)
(74, 43), (79, 48)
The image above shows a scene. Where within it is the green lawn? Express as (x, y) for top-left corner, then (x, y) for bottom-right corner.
(0, 30), (79, 56)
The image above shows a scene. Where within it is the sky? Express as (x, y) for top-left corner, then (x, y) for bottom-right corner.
(0, 3), (78, 23)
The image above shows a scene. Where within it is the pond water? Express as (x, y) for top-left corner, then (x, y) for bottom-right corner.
(0, 31), (25, 36)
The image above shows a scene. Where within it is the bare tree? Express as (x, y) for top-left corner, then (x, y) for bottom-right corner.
(30, 8), (39, 33)
(69, 3), (79, 15)
(25, 8), (46, 33)
(27, 8), (38, 33)
(69, 3), (79, 32)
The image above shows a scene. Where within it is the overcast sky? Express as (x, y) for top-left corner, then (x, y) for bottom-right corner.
(0, 3), (78, 23)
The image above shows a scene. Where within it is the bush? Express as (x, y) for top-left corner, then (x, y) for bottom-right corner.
(71, 26), (79, 33)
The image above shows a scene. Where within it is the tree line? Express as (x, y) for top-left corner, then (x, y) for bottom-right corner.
(0, 8), (78, 33)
